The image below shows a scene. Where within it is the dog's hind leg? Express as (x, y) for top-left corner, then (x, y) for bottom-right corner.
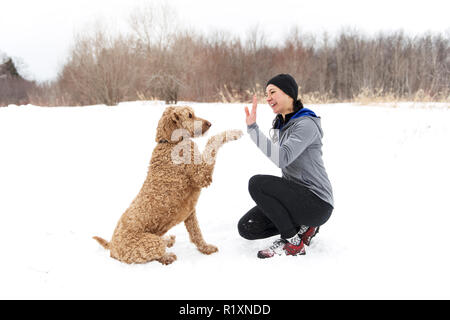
(111, 232), (177, 265)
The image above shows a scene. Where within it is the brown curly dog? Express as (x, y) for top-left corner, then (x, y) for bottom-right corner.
(94, 106), (242, 265)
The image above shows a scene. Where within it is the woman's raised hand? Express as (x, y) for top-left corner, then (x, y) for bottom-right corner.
(245, 95), (258, 126)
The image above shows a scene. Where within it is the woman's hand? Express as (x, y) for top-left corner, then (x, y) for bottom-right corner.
(244, 95), (258, 126)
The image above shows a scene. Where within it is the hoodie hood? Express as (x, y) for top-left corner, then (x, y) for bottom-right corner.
(291, 107), (317, 119)
(279, 107), (324, 138)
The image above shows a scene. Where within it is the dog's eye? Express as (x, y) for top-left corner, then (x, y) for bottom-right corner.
(189, 113), (193, 118)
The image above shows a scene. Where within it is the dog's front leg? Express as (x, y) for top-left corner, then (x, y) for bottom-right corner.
(184, 211), (218, 255)
(202, 130), (242, 165)
(190, 130), (243, 188)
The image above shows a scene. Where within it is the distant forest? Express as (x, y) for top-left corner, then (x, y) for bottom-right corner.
(1, 5), (449, 106)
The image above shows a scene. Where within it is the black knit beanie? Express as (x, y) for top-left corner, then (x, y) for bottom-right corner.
(266, 73), (303, 110)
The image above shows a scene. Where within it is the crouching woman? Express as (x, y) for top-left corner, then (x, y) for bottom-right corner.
(238, 74), (334, 258)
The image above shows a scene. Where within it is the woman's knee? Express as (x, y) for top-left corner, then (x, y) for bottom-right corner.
(237, 217), (253, 240)
(237, 212), (279, 240)
(248, 174), (271, 197)
(237, 215), (263, 240)
(248, 174), (262, 190)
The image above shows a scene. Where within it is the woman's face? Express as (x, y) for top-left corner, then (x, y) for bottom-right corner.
(265, 84), (294, 115)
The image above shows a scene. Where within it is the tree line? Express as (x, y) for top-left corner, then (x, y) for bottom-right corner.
(1, 5), (449, 106)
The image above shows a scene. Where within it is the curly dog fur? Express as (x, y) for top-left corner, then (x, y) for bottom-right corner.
(94, 106), (242, 265)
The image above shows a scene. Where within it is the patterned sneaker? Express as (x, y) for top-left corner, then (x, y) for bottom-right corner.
(257, 238), (306, 258)
(283, 240), (306, 256)
(257, 239), (287, 259)
(301, 226), (320, 246)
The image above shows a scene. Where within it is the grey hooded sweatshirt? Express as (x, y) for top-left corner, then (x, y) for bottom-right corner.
(247, 111), (334, 207)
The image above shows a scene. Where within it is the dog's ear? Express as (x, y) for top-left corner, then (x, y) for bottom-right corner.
(156, 107), (182, 143)
(170, 109), (180, 124)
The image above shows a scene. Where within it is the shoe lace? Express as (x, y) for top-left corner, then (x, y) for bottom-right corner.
(269, 239), (287, 250)
(298, 225), (309, 235)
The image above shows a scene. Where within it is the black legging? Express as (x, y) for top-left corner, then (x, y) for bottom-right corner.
(238, 175), (333, 240)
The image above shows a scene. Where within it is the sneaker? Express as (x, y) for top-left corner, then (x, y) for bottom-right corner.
(283, 240), (306, 256)
(257, 239), (287, 259)
(257, 238), (306, 259)
(301, 226), (320, 246)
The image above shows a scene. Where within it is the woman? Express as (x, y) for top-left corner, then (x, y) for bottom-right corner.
(239, 74), (334, 258)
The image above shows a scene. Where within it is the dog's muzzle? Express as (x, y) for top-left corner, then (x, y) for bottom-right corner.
(202, 121), (212, 134)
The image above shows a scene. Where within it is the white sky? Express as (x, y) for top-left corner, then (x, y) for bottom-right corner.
(1, 0), (449, 82)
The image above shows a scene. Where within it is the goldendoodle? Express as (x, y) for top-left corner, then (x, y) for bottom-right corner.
(94, 106), (242, 264)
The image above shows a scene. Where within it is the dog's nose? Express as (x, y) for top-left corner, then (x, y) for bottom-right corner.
(205, 121), (211, 127)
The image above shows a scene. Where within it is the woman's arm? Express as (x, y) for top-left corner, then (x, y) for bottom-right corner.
(247, 119), (318, 169)
(244, 94), (317, 168)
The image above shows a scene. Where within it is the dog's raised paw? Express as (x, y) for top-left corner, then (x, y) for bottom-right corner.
(225, 130), (243, 142)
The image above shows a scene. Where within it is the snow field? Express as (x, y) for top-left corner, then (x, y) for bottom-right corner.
(0, 101), (449, 299)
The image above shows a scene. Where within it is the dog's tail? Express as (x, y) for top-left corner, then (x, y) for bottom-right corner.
(93, 236), (110, 250)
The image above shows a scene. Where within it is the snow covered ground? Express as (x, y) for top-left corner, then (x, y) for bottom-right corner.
(0, 100), (449, 299)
